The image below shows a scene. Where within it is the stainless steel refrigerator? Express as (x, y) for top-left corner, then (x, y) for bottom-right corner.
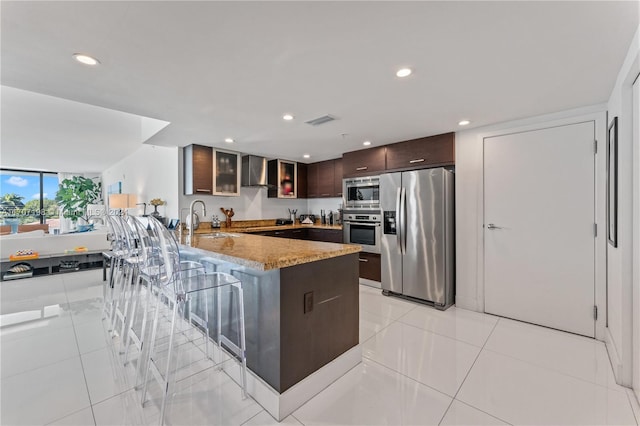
(380, 168), (454, 309)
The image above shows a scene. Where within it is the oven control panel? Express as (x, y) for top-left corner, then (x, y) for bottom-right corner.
(344, 213), (379, 222)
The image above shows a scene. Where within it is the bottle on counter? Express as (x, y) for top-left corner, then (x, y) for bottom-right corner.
(328, 210), (333, 225)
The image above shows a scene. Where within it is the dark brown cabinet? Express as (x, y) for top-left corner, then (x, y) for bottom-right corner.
(183, 144), (213, 195)
(305, 159), (343, 198)
(342, 146), (386, 177)
(246, 227), (340, 242)
(334, 158), (343, 197)
(297, 163), (308, 199)
(317, 160), (335, 197)
(307, 228), (343, 243)
(306, 163), (319, 198)
(385, 132), (455, 171)
(358, 252), (381, 282)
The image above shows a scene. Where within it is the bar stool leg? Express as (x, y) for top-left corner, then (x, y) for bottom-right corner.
(159, 297), (180, 425)
(236, 283), (248, 399)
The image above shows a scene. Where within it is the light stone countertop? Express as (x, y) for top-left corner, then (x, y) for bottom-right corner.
(183, 232), (361, 271)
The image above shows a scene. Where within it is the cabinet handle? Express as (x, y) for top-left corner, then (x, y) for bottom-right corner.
(196, 188), (211, 193)
(409, 159), (425, 164)
(337, 192), (342, 196)
(292, 230), (302, 233)
(359, 258), (369, 262)
(356, 166), (368, 171)
(274, 231), (284, 235)
(321, 193), (331, 196)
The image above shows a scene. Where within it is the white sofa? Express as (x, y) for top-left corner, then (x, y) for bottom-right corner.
(0, 229), (110, 259)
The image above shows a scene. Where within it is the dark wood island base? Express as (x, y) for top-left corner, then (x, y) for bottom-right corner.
(180, 233), (362, 420)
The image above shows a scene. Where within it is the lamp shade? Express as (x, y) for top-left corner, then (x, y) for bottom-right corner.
(109, 193), (138, 209)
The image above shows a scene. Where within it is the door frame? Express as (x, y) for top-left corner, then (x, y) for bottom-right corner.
(632, 75), (639, 402)
(475, 111), (607, 341)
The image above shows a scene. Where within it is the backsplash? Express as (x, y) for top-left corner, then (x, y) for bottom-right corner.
(180, 186), (308, 222)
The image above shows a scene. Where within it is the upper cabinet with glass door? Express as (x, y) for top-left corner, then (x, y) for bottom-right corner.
(267, 159), (297, 198)
(213, 149), (241, 196)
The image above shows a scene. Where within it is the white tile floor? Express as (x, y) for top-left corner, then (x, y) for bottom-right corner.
(0, 270), (638, 425)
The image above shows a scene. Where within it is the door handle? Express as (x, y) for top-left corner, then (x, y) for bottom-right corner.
(395, 187), (402, 252)
(400, 187), (407, 255)
(487, 223), (503, 230)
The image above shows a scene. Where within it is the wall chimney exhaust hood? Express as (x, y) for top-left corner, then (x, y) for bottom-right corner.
(241, 155), (270, 187)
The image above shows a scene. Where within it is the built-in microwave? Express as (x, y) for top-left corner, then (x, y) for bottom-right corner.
(343, 176), (380, 209)
(343, 210), (381, 254)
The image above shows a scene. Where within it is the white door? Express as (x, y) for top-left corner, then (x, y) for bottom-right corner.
(632, 76), (640, 403)
(484, 122), (596, 337)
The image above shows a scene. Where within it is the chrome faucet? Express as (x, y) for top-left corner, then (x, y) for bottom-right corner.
(179, 207), (190, 243)
(187, 199), (207, 246)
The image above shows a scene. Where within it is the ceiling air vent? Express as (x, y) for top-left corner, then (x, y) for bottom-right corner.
(305, 114), (337, 126)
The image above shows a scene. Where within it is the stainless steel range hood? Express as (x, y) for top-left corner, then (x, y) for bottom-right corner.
(241, 155), (269, 187)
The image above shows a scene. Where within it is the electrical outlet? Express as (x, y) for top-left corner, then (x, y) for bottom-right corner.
(304, 291), (314, 313)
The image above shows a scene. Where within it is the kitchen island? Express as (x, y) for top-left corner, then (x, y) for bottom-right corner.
(179, 232), (361, 420)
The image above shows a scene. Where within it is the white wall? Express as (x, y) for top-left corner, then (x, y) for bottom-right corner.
(454, 104), (608, 339)
(307, 198), (343, 218)
(605, 26), (639, 387)
(180, 186), (309, 222)
(102, 145), (180, 218)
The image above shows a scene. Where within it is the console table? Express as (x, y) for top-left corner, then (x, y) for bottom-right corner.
(1, 251), (104, 281)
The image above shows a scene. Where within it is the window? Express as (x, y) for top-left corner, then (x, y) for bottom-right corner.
(0, 169), (59, 229)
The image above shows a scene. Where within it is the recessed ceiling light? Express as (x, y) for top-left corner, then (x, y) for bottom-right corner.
(303, 154), (310, 159)
(458, 120), (471, 126)
(73, 53), (100, 66)
(283, 114), (294, 121)
(363, 141), (372, 146)
(396, 68), (412, 78)
(224, 138), (234, 143)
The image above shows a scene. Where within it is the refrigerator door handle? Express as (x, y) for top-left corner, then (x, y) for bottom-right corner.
(400, 186), (407, 255)
(395, 187), (402, 253)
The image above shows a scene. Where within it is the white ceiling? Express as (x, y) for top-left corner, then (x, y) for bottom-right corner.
(0, 86), (170, 172)
(1, 1), (638, 169)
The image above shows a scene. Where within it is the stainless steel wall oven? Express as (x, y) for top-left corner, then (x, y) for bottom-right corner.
(343, 210), (381, 254)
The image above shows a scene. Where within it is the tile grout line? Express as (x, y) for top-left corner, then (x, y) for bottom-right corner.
(238, 409), (263, 425)
(44, 275), (98, 426)
(66, 274), (100, 426)
(362, 355), (455, 400)
(358, 317), (396, 345)
(43, 406), (92, 426)
(480, 344), (630, 394)
(289, 360), (363, 423)
(625, 389), (640, 426)
(437, 317), (511, 426)
(291, 413), (305, 425)
(395, 316), (493, 349)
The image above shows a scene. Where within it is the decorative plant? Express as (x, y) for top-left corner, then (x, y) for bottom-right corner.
(55, 176), (102, 222)
(149, 198), (165, 206)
